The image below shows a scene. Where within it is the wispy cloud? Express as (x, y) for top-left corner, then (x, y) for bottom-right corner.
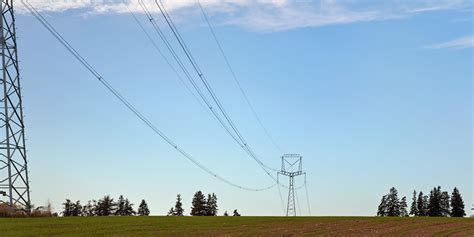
(428, 36), (474, 49)
(19, 0), (472, 31)
(406, 0), (467, 13)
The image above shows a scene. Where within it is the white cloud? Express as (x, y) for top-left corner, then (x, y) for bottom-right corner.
(406, 0), (467, 13)
(18, 0), (472, 31)
(19, 0), (96, 12)
(428, 36), (474, 49)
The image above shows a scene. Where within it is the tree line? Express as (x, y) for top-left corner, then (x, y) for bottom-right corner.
(62, 195), (150, 216)
(166, 191), (240, 216)
(377, 187), (465, 217)
(62, 191), (242, 217)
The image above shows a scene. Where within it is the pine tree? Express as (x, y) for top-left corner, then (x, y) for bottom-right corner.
(62, 199), (73, 217)
(115, 195), (126, 216)
(211, 193), (218, 216)
(82, 200), (95, 216)
(386, 187), (400, 216)
(123, 199), (135, 216)
(378, 187), (409, 217)
(422, 194), (429, 216)
(137, 199), (150, 216)
(205, 193), (212, 216)
(409, 190), (418, 216)
(428, 186), (442, 217)
(71, 200), (82, 216)
(190, 191), (207, 216)
(440, 191), (450, 217)
(416, 192), (425, 216)
(400, 197), (408, 217)
(451, 187), (466, 217)
(205, 193), (218, 216)
(96, 195), (116, 216)
(233, 209), (241, 216)
(174, 194), (184, 216)
(377, 195), (387, 217)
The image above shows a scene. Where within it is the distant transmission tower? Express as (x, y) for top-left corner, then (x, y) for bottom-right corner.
(0, 0), (31, 212)
(278, 154), (305, 216)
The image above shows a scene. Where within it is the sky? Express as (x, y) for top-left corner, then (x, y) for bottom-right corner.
(12, 0), (472, 216)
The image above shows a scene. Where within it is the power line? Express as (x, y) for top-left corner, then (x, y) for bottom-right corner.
(131, 2), (281, 182)
(155, 0), (250, 151)
(21, 0), (276, 192)
(276, 173), (286, 215)
(135, 0), (259, 166)
(131, 2), (252, 153)
(136, 0), (242, 152)
(136, 0), (280, 180)
(153, 0), (280, 178)
(127, 7), (209, 114)
(304, 174), (312, 216)
(197, 1), (284, 154)
(137, 0), (279, 182)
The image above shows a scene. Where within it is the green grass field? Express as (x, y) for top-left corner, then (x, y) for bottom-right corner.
(0, 216), (473, 236)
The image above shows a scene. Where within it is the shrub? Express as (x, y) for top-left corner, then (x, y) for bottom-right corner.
(0, 203), (53, 218)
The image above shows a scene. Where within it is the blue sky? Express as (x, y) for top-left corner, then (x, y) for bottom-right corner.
(16, 0), (472, 216)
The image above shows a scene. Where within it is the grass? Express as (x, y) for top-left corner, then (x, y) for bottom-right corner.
(0, 216), (473, 236)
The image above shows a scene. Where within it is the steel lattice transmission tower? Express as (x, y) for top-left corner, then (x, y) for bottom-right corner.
(278, 154), (305, 216)
(0, 0), (31, 212)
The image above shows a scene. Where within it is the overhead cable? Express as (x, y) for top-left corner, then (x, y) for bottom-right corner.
(22, 0), (275, 192)
(197, 1), (284, 154)
(153, 0), (280, 178)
